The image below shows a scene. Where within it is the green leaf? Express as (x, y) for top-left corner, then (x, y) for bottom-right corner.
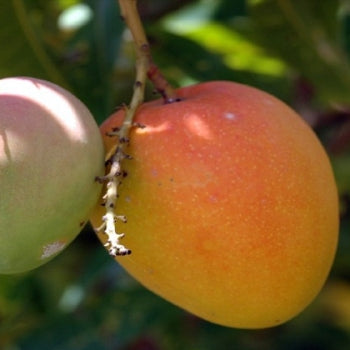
(0, 0), (68, 88)
(331, 152), (350, 195)
(248, 0), (350, 106)
(60, 0), (124, 122)
(151, 29), (292, 101)
(0, 0), (125, 122)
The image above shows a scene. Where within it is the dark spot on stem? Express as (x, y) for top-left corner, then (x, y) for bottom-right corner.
(133, 122), (146, 129)
(119, 137), (130, 144)
(95, 176), (105, 184)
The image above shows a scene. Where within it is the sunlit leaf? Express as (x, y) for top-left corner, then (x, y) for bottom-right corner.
(151, 29), (292, 101)
(248, 0), (350, 106)
(176, 22), (287, 76)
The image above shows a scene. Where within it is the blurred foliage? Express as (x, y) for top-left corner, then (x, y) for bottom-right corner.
(1, 0), (350, 349)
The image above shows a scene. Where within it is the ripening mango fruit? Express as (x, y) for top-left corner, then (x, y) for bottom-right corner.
(91, 81), (339, 329)
(0, 77), (104, 274)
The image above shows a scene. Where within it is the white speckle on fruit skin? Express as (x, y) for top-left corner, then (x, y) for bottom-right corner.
(41, 241), (66, 259)
(224, 112), (237, 121)
(263, 98), (274, 106)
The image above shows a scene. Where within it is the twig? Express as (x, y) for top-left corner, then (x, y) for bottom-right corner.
(95, 0), (179, 256)
(94, 0), (150, 256)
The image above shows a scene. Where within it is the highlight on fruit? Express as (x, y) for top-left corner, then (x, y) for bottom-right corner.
(0, 76), (105, 274)
(90, 80), (339, 329)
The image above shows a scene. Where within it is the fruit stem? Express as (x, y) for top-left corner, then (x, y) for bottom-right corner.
(119, 0), (179, 103)
(93, 0), (150, 257)
(95, 0), (179, 256)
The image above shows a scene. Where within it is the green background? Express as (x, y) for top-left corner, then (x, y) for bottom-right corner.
(1, 0), (350, 349)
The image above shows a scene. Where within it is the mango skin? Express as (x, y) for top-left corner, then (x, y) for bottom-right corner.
(0, 77), (104, 274)
(91, 81), (339, 329)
